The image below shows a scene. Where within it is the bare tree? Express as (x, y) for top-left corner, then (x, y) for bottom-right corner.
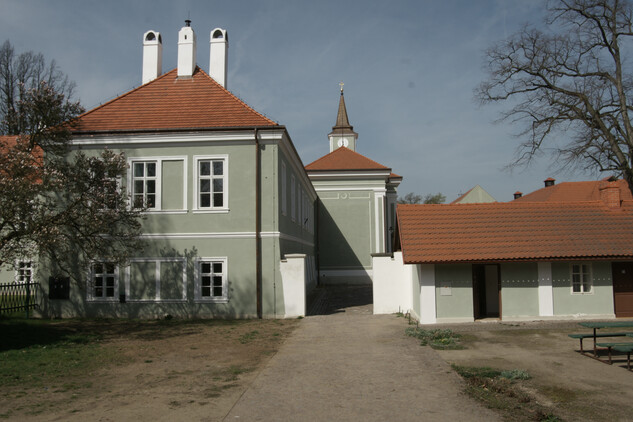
(477, 0), (633, 194)
(397, 192), (446, 204)
(0, 41), (145, 281)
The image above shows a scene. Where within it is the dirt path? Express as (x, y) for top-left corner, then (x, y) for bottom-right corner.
(226, 289), (500, 422)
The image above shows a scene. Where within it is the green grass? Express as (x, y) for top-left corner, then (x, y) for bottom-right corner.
(0, 318), (116, 388)
(405, 326), (464, 349)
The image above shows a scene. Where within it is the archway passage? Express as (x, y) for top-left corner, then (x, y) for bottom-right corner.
(307, 285), (373, 316)
(613, 262), (633, 317)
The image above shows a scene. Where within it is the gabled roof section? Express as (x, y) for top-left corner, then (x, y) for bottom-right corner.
(514, 179), (633, 202)
(72, 67), (278, 133)
(451, 185), (496, 204)
(397, 201), (633, 264)
(305, 146), (391, 172)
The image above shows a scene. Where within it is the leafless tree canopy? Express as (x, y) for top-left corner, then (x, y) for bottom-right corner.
(0, 40), (144, 280)
(476, 0), (633, 193)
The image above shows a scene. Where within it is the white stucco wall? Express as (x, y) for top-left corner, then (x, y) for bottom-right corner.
(280, 254), (307, 318)
(372, 252), (412, 314)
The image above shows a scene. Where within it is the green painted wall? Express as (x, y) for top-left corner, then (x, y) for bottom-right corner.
(552, 261), (614, 315)
(499, 263), (539, 317)
(435, 264), (473, 319)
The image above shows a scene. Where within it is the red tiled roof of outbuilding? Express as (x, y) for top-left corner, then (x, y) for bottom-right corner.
(397, 201), (633, 264)
(305, 147), (391, 172)
(514, 179), (633, 202)
(72, 67), (277, 133)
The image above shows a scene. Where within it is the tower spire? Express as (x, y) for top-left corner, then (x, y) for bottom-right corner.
(328, 83), (358, 152)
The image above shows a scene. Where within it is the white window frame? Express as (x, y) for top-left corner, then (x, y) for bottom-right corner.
(291, 175), (296, 222)
(193, 155), (229, 213)
(194, 257), (228, 303)
(87, 262), (119, 302)
(124, 258), (187, 302)
(14, 260), (34, 284)
(281, 162), (287, 216)
(127, 156), (188, 214)
(130, 160), (159, 210)
(571, 263), (593, 294)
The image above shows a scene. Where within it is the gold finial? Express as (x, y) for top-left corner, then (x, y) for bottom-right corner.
(339, 81), (344, 93)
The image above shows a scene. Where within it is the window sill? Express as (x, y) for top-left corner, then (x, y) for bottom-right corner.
(87, 298), (119, 303)
(143, 210), (189, 215)
(192, 209), (230, 214)
(195, 298), (229, 304)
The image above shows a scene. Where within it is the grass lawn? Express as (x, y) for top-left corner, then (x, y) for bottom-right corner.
(0, 316), (298, 420)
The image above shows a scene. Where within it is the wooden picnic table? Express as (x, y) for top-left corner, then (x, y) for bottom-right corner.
(578, 321), (633, 356)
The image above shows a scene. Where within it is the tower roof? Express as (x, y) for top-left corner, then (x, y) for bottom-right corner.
(305, 146), (390, 172)
(328, 89), (357, 137)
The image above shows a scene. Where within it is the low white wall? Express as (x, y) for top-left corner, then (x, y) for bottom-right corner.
(372, 252), (412, 314)
(280, 254), (307, 318)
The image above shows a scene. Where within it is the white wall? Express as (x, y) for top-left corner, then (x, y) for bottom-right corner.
(372, 252), (413, 314)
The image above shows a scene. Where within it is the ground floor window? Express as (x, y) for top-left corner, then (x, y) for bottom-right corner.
(14, 261), (33, 284)
(571, 263), (592, 294)
(195, 258), (228, 302)
(90, 262), (118, 300)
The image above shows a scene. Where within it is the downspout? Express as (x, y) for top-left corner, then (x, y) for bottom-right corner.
(315, 198), (321, 286)
(255, 128), (262, 318)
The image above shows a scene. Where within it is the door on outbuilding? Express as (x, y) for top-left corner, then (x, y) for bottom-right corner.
(612, 262), (633, 318)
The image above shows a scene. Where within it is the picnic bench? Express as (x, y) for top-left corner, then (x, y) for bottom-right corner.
(569, 322), (633, 369)
(596, 341), (633, 370)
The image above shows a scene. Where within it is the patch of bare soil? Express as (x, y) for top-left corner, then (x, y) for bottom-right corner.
(434, 321), (633, 422)
(1, 318), (298, 421)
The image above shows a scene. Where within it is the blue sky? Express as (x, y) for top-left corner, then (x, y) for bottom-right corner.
(0, 0), (595, 201)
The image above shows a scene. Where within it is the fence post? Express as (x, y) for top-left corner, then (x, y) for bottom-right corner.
(25, 282), (31, 319)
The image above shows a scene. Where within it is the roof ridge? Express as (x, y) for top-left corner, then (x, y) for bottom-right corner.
(74, 68), (178, 123)
(305, 147), (391, 170)
(195, 67), (277, 126)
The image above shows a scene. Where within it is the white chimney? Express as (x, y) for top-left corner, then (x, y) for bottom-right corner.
(142, 30), (162, 84)
(209, 28), (228, 88)
(178, 20), (196, 78)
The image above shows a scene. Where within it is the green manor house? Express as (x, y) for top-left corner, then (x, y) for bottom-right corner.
(3, 21), (633, 322)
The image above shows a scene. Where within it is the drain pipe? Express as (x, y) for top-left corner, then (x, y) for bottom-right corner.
(255, 128), (262, 318)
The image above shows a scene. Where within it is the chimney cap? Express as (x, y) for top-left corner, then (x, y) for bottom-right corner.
(513, 191), (523, 199)
(544, 177), (556, 187)
(185, 19), (191, 27)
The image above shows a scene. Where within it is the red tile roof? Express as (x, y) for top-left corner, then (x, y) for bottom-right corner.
(397, 201), (633, 264)
(72, 67), (278, 133)
(305, 147), (391, 172)
(514, 179), (633, 202)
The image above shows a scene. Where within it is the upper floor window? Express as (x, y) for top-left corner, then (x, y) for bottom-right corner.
(194, 156), (228, 211)
(571, 263), (592, 294)
(281, 162), (287, 216)
(132, 161), (157, 209)
(291, 175), (296, 222)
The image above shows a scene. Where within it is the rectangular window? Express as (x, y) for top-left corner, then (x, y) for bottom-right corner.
(132, 161), (158, 209)
(281, 162), (287, 216)
(90, 262), (118, 300)
(291, 175), (296, 222)
(571, 263), (592, 294)
(14, 261), (32, 284)
(194, 156), (228, 211)
(195, 258), (228, 302)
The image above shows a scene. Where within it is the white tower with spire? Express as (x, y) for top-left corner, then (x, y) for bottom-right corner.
(328, 83), (359, 152)
(178, 20), (196, 78)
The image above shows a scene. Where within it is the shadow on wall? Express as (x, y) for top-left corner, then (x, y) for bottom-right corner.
(317, 200), (367, 283)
